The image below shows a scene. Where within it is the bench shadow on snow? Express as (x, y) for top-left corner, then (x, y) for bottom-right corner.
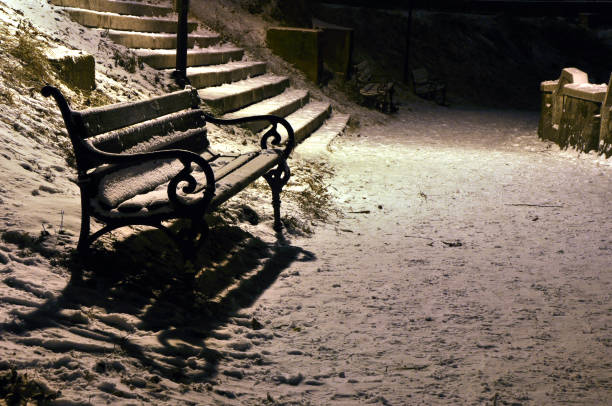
(6, 219), (316, 384)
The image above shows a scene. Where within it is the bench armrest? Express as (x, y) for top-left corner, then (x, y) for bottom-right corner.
(204, 114), (295, 159)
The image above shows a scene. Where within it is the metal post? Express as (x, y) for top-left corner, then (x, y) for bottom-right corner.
(174, 0), (190, 87)
(403, 0), (413, 84)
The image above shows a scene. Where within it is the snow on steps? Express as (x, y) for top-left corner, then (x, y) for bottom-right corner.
(49, 0), (173, 16)
(185, 61), (267, 89)
(134, 46), (244, 70)
(222, 89), (310, 132)
(107, 30), (220, 49)
(294, 113), (350, 158)
(198, 75), (290, 114)
(262, 101), (332, 145)
(286, 101), (332, 144)
(63, 8), (198, 33)
(51, 0), (349, 155)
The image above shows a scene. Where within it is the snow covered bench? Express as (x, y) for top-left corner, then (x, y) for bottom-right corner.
(412, 67), (446, 105)
(359, 82), (396, 113)
(42, 85), (295, 257)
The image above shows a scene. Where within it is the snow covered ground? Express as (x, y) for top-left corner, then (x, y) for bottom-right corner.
(0, 1), (611, 405)
(2, 101), (611, 404)
(239, 106), (612, 405)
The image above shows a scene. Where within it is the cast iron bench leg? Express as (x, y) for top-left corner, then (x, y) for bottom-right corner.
(263, 160), (291, 232)
(76, 193), (92, 256)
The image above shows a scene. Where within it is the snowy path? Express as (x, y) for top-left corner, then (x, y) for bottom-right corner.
(2, 106), (611, 405)
(222, 106), (612, 405)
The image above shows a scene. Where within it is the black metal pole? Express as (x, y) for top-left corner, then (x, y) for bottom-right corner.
(174, 0), (190, 87)
(403, 0), (413, 84)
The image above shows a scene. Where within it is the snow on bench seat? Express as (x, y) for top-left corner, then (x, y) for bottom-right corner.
(93, 150), (280, 218)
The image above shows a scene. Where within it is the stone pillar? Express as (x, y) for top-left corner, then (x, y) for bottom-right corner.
(551, 68), (588, 130)
(599, 74), (612, 157)
(558, 83), (606, 153)
(540, 68), (610, 154)
(538, 80), (557, 141)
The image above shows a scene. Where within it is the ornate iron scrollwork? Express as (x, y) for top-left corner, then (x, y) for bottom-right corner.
(263, 157), (291, 232)
(203, 113), (295, 158)
(260, 123), (281, 149)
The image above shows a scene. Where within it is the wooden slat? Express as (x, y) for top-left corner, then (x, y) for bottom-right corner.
(210, 150), (281, 209)
(210, 152), (258, 182)
(77, 87), (200, 137)
(191, 152), (257, 194)
(90, 109), (207, 152)
(124, 127), (209, 154)
(107, 151), (279, 213)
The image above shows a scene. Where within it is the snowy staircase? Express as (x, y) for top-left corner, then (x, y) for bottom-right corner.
(48, 0), (348, 150)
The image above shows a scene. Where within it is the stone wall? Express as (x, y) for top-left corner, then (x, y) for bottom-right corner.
(539, 68), (612, 157)
(266, 27), (321, 83)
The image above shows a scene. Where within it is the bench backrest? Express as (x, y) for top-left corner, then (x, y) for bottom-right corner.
(71, 87), (209, 169)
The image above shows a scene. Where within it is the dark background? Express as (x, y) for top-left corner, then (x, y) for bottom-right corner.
(245, 0), (612, 109)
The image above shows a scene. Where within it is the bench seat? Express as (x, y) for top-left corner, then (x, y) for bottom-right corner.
(91, 149), (280, 218)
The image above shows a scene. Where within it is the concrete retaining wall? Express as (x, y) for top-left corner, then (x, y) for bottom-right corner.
(313, 19), (353, 80)
(266, 27), (321, 83)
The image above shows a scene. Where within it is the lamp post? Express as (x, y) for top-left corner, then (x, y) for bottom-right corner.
(403, 0), (413, 84)
(173, 0), (190, 87)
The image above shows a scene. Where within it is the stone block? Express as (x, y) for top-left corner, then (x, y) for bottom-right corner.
(538, 90), (555, 141)
(558, 96), (601, 153)
(540, 80), (558, 92)
(598, 73), (612, 157)
(539, 80), (557, 141)
(563, 83), (607, 103)
(551, 67), (588, 127)
(46, 46), (95, 90)
(267, 27), (321, 83)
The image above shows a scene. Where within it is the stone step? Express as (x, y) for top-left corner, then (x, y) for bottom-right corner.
(185, 61), (267, 89)
(295, 112), (350, 158)
(107, 30), (220, 49)
(50, 0), (172, 16)
(199, 75), (291, 114)
(135, 46), (244, 70)
(222, 89), (310, 132)
(285, 101), (333, 144)
(64, 8), (197, 33)
(263, 101), (332, 145)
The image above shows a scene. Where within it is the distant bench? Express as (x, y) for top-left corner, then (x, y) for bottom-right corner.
(42, 85), (295, 258)
(359, 82), (396, 113)
(412, 67), (446, 105)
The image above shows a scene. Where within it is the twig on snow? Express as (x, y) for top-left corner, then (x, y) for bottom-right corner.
(505, 203), (563, 208)
(404, 235), (435, 241)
